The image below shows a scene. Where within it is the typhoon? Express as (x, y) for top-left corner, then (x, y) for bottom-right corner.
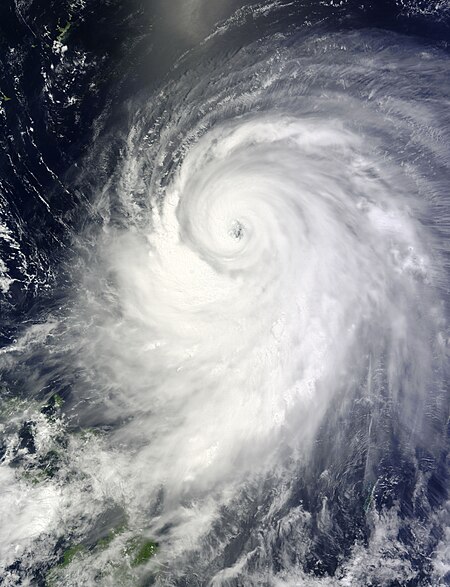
(0, 1), (449, 586)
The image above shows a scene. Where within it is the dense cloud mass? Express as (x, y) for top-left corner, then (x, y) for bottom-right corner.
(0, 1), (449, 586)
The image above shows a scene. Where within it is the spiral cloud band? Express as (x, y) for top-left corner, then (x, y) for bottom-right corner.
(1, 8), (449, 587)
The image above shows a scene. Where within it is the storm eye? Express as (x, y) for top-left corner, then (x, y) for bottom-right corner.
(228, 219), (245, 240)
